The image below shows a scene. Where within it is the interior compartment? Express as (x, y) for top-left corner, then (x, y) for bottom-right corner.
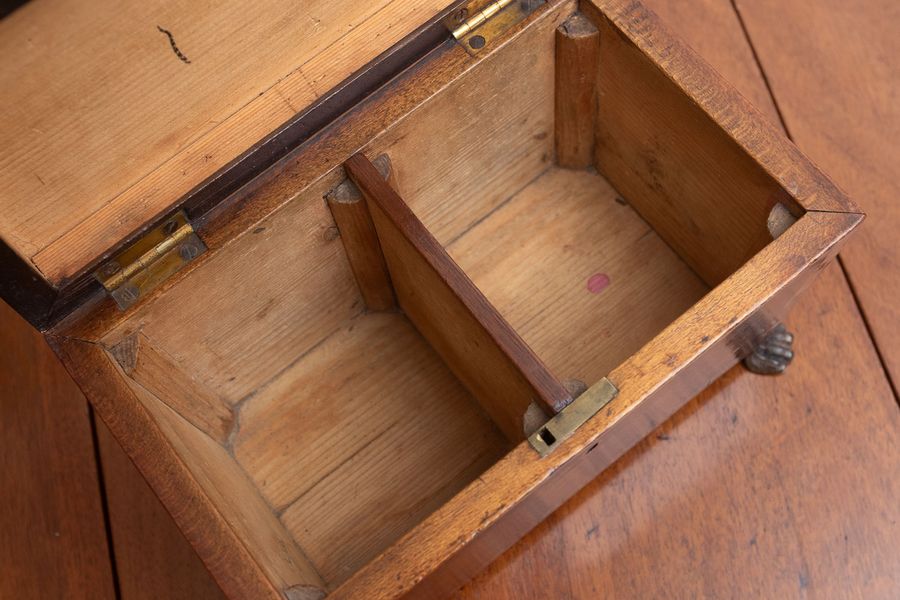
(99, 171), (514, 592)
(89, 1), (798, 596)
(235, 311), (507, 584)
(445, 166), (708, 384)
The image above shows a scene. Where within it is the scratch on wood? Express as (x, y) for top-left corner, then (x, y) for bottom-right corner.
(156, 25), (191, 64)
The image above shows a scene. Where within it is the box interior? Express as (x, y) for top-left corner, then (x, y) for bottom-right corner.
(92, 3), (797, 595)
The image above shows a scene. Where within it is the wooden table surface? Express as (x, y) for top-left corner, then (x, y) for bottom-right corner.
(1, 0), (897, 598)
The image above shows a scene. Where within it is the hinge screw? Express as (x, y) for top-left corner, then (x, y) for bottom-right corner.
(179, 241), (201, 261)
(163, 220), (179, 236)
(117, 283), (140, 303)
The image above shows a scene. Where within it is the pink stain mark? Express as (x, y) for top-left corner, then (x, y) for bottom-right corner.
(587, 273), (611, 294)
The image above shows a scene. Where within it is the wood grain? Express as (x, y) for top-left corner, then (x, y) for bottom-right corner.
(346, 152), (571, 438)
(455, 1), (900, 598)
(583, 0), (860, 287)
(107, 332), (235, 444)
(331, 204), (858, 598)
(41, 1), (873, 597)
(132, 380), (327, 598)
(447, 166), (708, 387)
(455, 264), (900, 600)
(55, 0), (576, 343)
(0, 0), (452, 284)
(554, 13), (599, 168)
(0, 300), (115, 599)
(94, 419), (226, 600)
(326, 168), (396, 312)
(587, 3), (783, 285)
(365, 3), (573, 249)
(733, 0), (900, 392)
(53, 335), (323, 600)
(234, 311), (506, 587)
(100, 171), (363, 407)
(584, 0), (858, 216)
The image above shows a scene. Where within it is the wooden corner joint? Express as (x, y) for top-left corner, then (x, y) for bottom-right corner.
(325, 154), (398, 312)
(555, 12), (600, 169)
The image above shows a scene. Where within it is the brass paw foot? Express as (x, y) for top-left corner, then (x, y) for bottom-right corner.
(743, 324), (795, 375)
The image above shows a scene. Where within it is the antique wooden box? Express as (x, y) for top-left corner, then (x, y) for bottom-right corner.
(0, 0), (862, 598)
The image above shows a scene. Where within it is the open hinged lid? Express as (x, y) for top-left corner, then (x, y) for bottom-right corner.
(0, 0), (480, 328)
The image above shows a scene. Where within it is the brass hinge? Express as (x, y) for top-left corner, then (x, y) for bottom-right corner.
(93, 211), (206, 310)
(444, 0), (545, 55)
(528, 377), (619, 457)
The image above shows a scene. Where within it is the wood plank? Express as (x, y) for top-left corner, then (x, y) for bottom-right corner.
(59, 0), (575, 345)
(583, 0), (860, 287)
(554, 13), (600, 168)
(584, 0), (857, 216)
(447, 167), (708, 387)
(132, 382), (327, 599)
(331, 202), (859, 598)
(346, 152), (571, 440)
(52, 335), (322, 600)
(365, 3), (566, 247)
(640, 0), (781, 122)
(234, 311), (507, 587)
(586, 1), (785, 285)
(101, 171), (363, 407)
(456, 264), (900, 600)
(0, 0), (453, 284)
(455, 1), (900, 597)
(0, 300), (115, 599)
(734, 0), (900, 391)
(94, 419), (226, 600)
(107, 332), (235, 444)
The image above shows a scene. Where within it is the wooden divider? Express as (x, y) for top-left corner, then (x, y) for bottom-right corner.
(344, 153), (571, 442)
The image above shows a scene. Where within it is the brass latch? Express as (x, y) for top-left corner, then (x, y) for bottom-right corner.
(94, 210), (206, 310)
(444, 0), (545, 55)
(528, 377), (618, 457)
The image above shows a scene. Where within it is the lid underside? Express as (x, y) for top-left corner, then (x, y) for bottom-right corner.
(0, 0), (456, 284)
(0, 0), (459, 328)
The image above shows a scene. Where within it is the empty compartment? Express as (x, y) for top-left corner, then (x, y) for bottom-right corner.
(234, 310), (507, 585)
(94, 170), (519, 594)
(447, 166), (709, 383)
(366, 2), (796, 394)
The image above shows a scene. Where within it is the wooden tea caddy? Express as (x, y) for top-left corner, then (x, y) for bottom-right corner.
(0, 0), (862, 598)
